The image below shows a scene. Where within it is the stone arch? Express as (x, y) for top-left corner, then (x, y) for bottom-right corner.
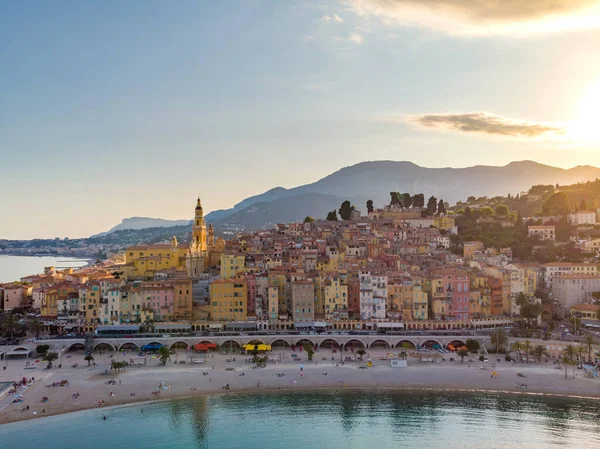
(395, 339), (416, 349)
(246, 339), (265, 346)
(446, 339), (467, 350)
(420, 339), (442, 350)
(319, 338), (341, 349)
(369, 339), (389, 349)
(93, 342), (115, 352)
(294, 338), (315, 348)
(221, 340), (242, 352)
(119, 342), (140, 352)
(344, 339), (365, 349)
(67, 342), (86, 352)
(270, 339), (290, 349)
(170, 341), (190, 350)
(196, 340), (216, 346)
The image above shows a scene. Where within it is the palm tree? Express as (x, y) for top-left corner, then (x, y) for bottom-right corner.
(158, 346), (171, 366)
(27, 318), (42, 339)
(576, 345), (586, 368)
(491, 328), (507, 353)
(564, 345), (577, 379)
(532, 345), (549, 363)
(43, 351), (59, 369)
(84, 354), (94, 366)
(457, 349), (469, 362)
(2, 314), (18, 341)
(511, 341), (523, 362)
(356, 348), (366, 361)
(523, 340), (532, 363)
(303, 343), (315, 361)
(584, 334), (595, 364)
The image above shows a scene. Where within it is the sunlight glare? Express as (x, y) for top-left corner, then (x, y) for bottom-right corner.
(568, 83), (600, 143)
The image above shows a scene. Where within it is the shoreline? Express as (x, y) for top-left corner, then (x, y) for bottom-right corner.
(3, 384), (600, 428)
(2, 360), (600, 426)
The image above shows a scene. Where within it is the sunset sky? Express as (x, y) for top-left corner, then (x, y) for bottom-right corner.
(2, 1), (600, 239)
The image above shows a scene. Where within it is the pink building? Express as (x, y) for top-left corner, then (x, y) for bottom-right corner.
(1, 283), (31, 310)
(438, 272), (471, 321)
(140, 281), (175, 321)
(245, 274), (257, 316)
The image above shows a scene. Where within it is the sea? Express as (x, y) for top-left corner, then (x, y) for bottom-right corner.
(1, 391), (599, 449)
(0, 255), (91, 283)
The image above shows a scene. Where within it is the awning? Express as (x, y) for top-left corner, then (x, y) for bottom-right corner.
(141, 343), (163, 350)
(243, 344), (255, 351)
(257, 344), (271, 351)
(194, 343), (217, 351)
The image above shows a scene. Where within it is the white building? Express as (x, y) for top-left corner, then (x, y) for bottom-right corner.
(552, 274), (600, 308)
(568, 210), (597, 226)
(528, 225), (555, 241)
(434, 236), (451, 249)
(542, 263), (599, 288)
(359, 271), (388, 320)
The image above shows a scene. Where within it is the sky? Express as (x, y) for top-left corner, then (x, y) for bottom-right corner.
(2, 0), (600, 239)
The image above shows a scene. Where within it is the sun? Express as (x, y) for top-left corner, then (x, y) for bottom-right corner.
(567, 83), (600, 143)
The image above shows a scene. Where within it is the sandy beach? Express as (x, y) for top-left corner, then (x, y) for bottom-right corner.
(1, 349), (599, 425)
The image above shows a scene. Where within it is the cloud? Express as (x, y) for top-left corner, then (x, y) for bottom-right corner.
(347, 0), (600, 34)
(406, 112), (565, 138)
(321, 13), (345, 23)
(349, 33), (364, 43)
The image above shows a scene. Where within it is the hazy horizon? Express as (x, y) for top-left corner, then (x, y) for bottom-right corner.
(3, 1), (600, 239)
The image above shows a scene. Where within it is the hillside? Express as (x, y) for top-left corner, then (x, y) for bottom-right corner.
(91, 217), (191, 237)
(94, 160), (600, 235)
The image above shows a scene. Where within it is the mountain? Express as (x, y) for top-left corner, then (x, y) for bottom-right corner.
(91, 217), (191, 237)
(94, 161), (600, 236)
(203, 160), (600, 230)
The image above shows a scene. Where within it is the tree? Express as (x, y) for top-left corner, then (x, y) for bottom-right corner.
(576, 345), (586, 368)
(111, 360), (127, 372)
(366, 200), (374, 213)
(412, 193), (425, 208)
(437, 199), (446, 216)
(43, 351), (59, 369)
(491, 328), (507, 353)
(532, 345), (548, 363)
(303, 343), (315, 361)
(511, 341), (523, 362)
(523, 340), (532, 363)
(402, 193), (412, 209)
(495, 204), (509, 216)
(563, 345), (577, 379)
(303, 216), (315, 223)
(457, 349), (469, 362)
(426, 196), (437, 215)
(465, 339), (480, 353)
(28, 318), (42, 339)
(542, 192), (569, 215)
(480, 207), (494, 218)
(584, 334), (596, 363)
(467, 196), (476, 204)
(158, 346), (171, 366)
(1, 314), (18, 340)
(36, 344), (49, 355)
(84, 354), (95, 366)
(580, 199), (588, 210)
(326, 210), (338, 221)
(339, 200), (355, 220)
(356, 348), (366, 361)
(390, 192), (402, 206)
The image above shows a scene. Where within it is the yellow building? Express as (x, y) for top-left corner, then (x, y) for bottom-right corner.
(123, 198), (212, 280)
(428, 277), (448, 320)
(463, 241), (484, 259)
(173, 279), (193, 320)
(210, 279), (247, 321)
(220, 254), (246, 279)
(412, 281), (428, 320)
(314, 275), (348, 320)
(434, 216), (455, 231)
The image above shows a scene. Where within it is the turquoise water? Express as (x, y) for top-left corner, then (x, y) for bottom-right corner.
(1, 391), (600, 448)
(0, 255), (90, 283)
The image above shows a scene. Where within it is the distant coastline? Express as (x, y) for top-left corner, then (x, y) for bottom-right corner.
(0, 255), (92, 283)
